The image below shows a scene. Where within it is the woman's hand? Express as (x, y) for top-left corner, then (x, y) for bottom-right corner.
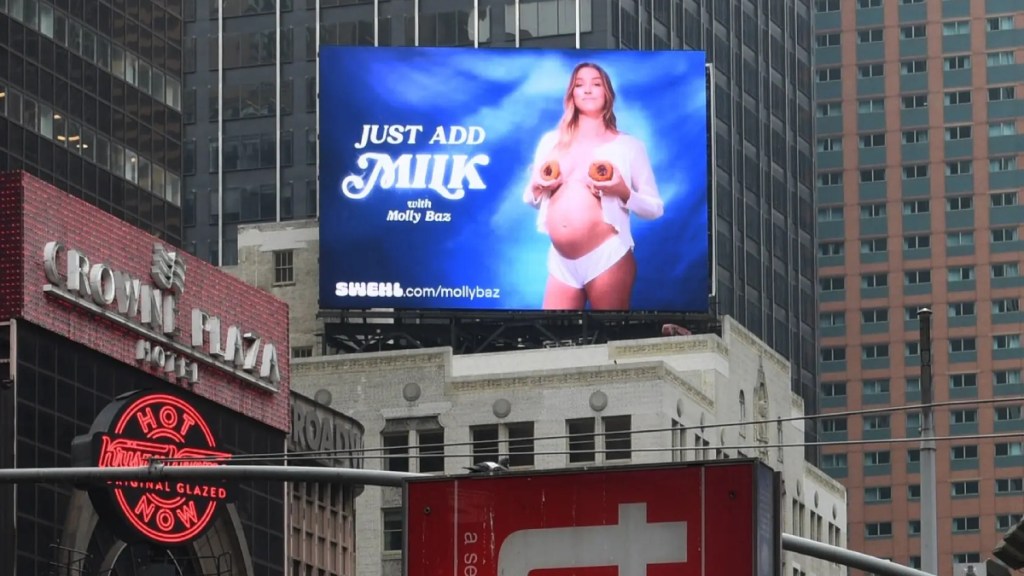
(530, 172), (563, 199)
(588, 167), (630, 203)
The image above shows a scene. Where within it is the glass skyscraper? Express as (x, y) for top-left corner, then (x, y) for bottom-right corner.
(0, 0), (185, 245)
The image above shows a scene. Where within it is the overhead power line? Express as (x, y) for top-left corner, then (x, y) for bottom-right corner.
(198, 394), (1024, 465)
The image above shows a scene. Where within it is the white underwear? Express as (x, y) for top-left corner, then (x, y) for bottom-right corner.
(547, 235), (631, 289)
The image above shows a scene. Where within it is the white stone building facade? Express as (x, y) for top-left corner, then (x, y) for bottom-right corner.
(292, 317), (848, 576)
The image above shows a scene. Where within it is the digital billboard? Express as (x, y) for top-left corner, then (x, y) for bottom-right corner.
(319, 47), (709, 312)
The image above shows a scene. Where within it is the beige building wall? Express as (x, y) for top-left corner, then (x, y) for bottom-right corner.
(292, 317), (849, 576)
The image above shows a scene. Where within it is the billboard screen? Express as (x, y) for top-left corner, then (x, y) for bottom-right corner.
(319, 47), (709, 312)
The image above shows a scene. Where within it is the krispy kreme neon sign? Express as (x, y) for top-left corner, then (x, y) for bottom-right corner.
(73, 392), (232, 545)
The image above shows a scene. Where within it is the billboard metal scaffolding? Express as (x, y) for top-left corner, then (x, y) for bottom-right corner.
(319, 309), (722, 354)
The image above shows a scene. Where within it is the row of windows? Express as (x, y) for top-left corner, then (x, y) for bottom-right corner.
(865, 517), (998, 538)
(822, 334), (1024, 361)
(818, 0), (1011, 12)
(380, 415), (634, 474)
(822, 372), (1024, 400)
(821, 408), (1024, 435)
(818, 196), (1014, 223)
(821, 301), (1022, 327)
(816, 52), (1018, 85)
(865, 481), (1024, 501)
(0, 86), (181, 205)
(820, 235), (1024, 257)
(823, 444), (1024, 466)
(818, 89), (1019, 116)
(2, 0), (183, 111)
(819, 124), (1018, 153)
(818, 122), (1017, 154)
(815, 16), (1016, 47)
(816, 157), (1020, 186)
(823, 262), (1023, 282)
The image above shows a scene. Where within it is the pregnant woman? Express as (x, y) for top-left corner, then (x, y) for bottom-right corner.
(523, 62), (664, 310)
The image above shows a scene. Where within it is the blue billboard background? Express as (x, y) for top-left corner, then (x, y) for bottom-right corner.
(319, 46), (709, 312)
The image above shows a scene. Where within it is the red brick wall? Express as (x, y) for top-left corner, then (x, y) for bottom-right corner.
(0, 173), (25, 321)
(0, 171), (290, 432)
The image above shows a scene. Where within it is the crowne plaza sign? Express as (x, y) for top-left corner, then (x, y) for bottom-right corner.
(41, 241), (281, 391)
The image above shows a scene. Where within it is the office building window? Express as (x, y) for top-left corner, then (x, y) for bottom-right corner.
(820, 277), (845, 292)
(946, 231), (974, 246)
(995, 406), (1023, 422)
(862, 238), (887, 254)
(382, 508), (403, 552)
(946, 160), (973, 175)
(862, 310), (888, 324)
(987, 51), (1016, 67)
(865, 486), (891, 503)
(992, 191), (1019, 207)
(903, 200), (929, 214)
(998, 514), (1024, 531)
(860, 203), (886, 218)
(864, 450), (888, 463)
(953, 553), (981, 564)
(943, 55), (971, 70)
(816, 33), (841, 47)
(989, 86), (1017, 101)
(858, 63), (884, 78)
(903, 164), (929, 179)
(948, 301), (975, 316)
(903, 234), (930, 250)
(994, 334), (1022, 350)
(900, 26), (926, 40)
(273, 250), (294, 285)
(944, 90), (971, 106)
(951, 480), (979, 497)
(990, 121), (1018, 137)
(816, 67), (842, 83)
(860, 133), (885, 148)
(567, 416), (632, 464)
(861, 273), (888, 288)
(383, 419), (446, 473)
(945, 126), (972, 140)
(946, 368), (978, 387)
(996, 478), (1024, 494)
(857, 29), (882, 44)
(902, 130), (928, 144)
(993, 263), (1021, 278)
(820, 312), (845, 327)
(821, 418), (847, 433)
(951, 445), (978, 460)
(992, 227), (1019, 243)
(942, 20), (970, 35)
(990, 156), (1018, 172)
(821, 347), (846, 362)
(949, 338), (976, 353)
(908, 484), (921, 499)
(951, 409), (978, 424)
(901, 95), (928, 109)
(904, 270), (931, 285)
(822, 382), (847, 397)
(866, 522), (892, 538)
(994, 299), (1022, 315)
(953, 517), (980, 533)
(819, 242), (844, 257)
(946, 196), (973, 211)
(863, 416), (890, 431)
(864, 379), (889, 394)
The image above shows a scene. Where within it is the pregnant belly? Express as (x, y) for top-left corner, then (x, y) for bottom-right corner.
(545, 182), (616, 260)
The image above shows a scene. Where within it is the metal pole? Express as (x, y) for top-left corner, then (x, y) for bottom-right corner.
(918, 307), (937, 575)
(783, 534), (934, 576)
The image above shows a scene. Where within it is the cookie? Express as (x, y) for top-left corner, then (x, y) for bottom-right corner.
(588, 161), (614, 182)
(541, 160), (561, 180)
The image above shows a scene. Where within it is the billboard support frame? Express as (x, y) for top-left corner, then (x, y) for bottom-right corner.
(319, 309), (721, 355)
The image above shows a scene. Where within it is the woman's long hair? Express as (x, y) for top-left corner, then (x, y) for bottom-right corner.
(556, 62), (618, 150)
